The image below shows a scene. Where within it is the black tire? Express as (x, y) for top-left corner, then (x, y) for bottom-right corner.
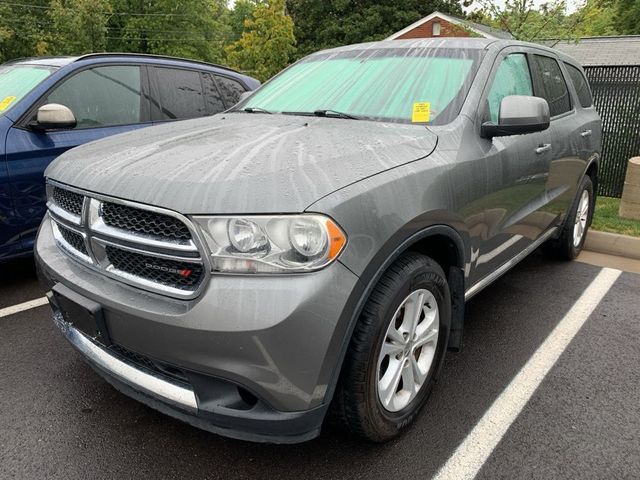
(332, 252), (450, 442)
(544, 175), (594, 260)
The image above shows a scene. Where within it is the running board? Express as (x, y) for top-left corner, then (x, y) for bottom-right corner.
(465, 227), (558, 301)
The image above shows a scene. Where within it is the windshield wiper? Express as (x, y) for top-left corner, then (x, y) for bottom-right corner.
(313, 109), (360, 120)
(282, 110), (361, 120)
(241, 107), (273, 114)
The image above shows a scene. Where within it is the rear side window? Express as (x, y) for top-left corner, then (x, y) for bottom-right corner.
(47, 66), (142, 128)
(153, 67), (206, 120)
(564, 63), (593, 108)
(202, 74), (226, 114)
(215, 75), (246, 107)
(486, 54), (533, 123)
(533, 55), (572, 116)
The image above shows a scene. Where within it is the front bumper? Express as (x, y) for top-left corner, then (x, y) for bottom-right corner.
(36, 216), (363, 443)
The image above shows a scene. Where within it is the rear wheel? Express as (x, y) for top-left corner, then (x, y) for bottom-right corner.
(333, 252), (450, 442)
(544, 175), (594, 260)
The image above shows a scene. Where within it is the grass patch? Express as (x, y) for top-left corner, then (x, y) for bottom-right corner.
(592, 196), (640, 237)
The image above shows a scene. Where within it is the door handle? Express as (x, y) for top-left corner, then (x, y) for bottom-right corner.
(581, 129), (592, 138)
(535, 144), (551, 154)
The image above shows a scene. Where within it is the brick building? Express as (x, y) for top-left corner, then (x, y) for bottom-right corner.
(387, 11), (513, 40)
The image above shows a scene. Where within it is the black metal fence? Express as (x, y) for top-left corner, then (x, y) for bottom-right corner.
(584, 65), (640, 198)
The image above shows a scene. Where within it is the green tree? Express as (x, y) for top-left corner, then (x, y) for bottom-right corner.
(48, 0), (112, 54)
(467, 0), (573, 41)
(614, 0), (640, 34)
(106, 0), (231, 63)
(286, 0), (463, 57)
(225, 0), (296, 81)
(0, 1), (51, 62)
(572, 0), (617, 37)
(227, 0), (263, 41)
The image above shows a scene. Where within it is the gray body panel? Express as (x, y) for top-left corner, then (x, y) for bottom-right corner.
(45, 114), (437, 214)
(36, 38), (601, 442)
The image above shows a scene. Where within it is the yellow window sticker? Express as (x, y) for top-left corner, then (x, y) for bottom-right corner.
(0, 96), (17, 111)
(412, 102), (430, 123)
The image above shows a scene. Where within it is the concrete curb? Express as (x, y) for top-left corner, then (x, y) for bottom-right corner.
(585, 230), (640, 260)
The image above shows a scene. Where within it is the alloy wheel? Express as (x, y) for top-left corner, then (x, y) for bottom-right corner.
(376, 289), (439, 413)
(573, 190), (590, 247)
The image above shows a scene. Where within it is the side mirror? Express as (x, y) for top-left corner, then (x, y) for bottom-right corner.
(238, 91), (252, 103)
(481, 95), (550, 139)
(32, 103), (77, 131)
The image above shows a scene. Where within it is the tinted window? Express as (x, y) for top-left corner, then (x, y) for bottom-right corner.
(564, 63), (593, 108)
(48, 66), (142, 128)
(202, 74), (226, 114)
(486, 54), (533, 123)
(534, 55), (571, 116)
(215, 75), (246, 107)
(154, 67), (205, 120)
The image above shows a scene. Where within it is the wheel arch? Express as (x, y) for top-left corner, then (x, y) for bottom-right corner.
(324, 222), (468, 408)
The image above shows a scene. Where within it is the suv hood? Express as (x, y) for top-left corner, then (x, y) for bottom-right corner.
(45, 113), (437, 214)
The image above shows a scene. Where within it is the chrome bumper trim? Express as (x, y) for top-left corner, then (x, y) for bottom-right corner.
(52, 311), (198, 412)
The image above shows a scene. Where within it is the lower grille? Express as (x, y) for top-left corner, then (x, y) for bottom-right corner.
(105, 246), (204, 291)
(109, 344), (189, 384)
(58, 224), (88, 256)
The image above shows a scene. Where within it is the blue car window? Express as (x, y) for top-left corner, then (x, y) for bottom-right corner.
(153, 67), (206, 120)
(0, 65), (54, 114)
(47, 66), (142, 128)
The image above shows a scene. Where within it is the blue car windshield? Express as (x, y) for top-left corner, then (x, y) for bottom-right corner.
(240, 47), (484, 125)
(0, 64), (56, 114)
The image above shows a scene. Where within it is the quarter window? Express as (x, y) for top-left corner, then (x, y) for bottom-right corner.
(533, 55), (572, 116)
(47, 66), (142, 129)
(564, 63), (593, 108)
(215, 75), (246, 107)
(486, 54), (533, 123)
(154, 67), (206, 120)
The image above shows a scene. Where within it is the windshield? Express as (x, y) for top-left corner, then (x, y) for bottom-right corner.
(240, 47), (484, 125)
(0, 64), (55, 114)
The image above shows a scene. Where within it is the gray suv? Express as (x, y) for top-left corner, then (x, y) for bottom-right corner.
(35, 39), (601, 443)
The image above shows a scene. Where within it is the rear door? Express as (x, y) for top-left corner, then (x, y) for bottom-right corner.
(5, 64), (151, 252)
(149, 67), (225, 122)
(563, 62), (601, 165)
(530, 53), (585, 225)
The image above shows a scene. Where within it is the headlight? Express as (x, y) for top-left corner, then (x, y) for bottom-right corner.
(192, 214), (347, 273)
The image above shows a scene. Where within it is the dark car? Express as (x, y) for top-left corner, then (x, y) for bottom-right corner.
(0, 53), (260, 261)
(36, 39), (600, 443)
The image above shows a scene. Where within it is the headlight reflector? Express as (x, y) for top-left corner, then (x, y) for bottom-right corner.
(228, 218), (268, 253)
(289, 217), (327, 257)
(193, 214), (346, 273)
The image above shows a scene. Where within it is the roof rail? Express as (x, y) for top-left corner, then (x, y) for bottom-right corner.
(73, 52), (240, 74)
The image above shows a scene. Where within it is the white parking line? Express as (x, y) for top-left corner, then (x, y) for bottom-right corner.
(433, 267), (622, 480)
(0, 297), (49, 318)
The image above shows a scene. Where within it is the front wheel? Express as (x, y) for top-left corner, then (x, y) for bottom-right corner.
(544, 175), (594, 260)
(332, 252), (450, 442)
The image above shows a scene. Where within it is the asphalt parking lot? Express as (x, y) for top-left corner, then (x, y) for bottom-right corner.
(1, 251), (639, 479)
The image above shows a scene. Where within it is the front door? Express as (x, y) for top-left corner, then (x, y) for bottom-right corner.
(465, 50), (554, 286)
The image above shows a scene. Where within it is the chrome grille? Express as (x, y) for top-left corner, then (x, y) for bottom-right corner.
(102, 202), (192, 241)
(46, 180), (207, 299)
(52, 186), (84, 216)
(105, 246), (204, 291)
